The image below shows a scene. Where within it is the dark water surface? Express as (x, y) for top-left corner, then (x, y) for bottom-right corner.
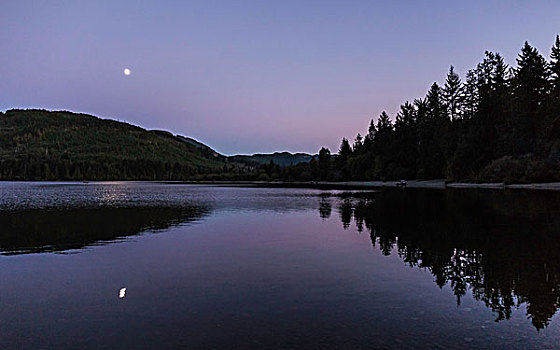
(1, 182), (560, 349)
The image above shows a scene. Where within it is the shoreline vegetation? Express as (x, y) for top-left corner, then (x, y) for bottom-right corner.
(1, 35), (559, 184)
(270, 35), (560, 185)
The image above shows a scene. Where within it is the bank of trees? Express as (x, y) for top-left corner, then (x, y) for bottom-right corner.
(0, 110), (224, 180)
(288, 36), (560, 183)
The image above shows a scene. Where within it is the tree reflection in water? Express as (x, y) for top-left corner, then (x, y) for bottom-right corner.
(319, 197), (332, 220)
(333, 189), (560, 330)
(0, 206), (208, 255)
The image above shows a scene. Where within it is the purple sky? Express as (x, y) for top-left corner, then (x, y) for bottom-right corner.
(2, 1), (560, 155)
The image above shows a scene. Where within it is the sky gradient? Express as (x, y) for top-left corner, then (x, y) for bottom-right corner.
(2, 1), (560, 155)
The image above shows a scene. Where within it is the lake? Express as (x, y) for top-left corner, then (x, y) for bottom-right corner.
(1, 182), (560, 349)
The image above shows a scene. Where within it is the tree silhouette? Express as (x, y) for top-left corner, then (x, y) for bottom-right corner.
(276, 34), (560, 183)
(443, 66), (463, 121)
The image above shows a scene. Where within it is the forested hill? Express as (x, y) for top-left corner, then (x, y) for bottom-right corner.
(0, 109), (226, 180)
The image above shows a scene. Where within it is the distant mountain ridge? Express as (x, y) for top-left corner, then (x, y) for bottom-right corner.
(229, 152), (315, 167)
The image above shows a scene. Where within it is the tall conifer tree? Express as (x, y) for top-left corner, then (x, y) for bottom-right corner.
(443, 66), (463, 121)
(513, 42), (550, 152)
(550, 35), (560, 98)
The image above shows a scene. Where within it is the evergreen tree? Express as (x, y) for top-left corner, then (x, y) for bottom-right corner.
(540, 36), (560, 159)
(376, 111), (393, 132)
(350, 120), (377, 180)
(395, 101), (416, 129)
(462, 69), (479, 120)
(515, 42), (549, 106)
(338, 138), (353, 159)
(476, 51), (495, 105)
(417, 83), (448, 178)
(368, 119), (376, 138)
(513, 41), (550, 153)
(451, 53), (500, 176)
(336, 138), (353, 180)
(353, 133), (363, 153)
(426, 82), (446, 121)
(362, 119), (376, 152)
(493, 53), (509, 90)
(372, 112), (394, 179)
(318, 147), (331, 180)
(549, 35), (560, 128)
(393, 102), (418, 178)
(491, 53), (512, 157)
(443, 66), (463, 121)
(552, 35), (560, 92)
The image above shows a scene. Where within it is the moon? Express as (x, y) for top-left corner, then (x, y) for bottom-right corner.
(123, 68), (131, 76)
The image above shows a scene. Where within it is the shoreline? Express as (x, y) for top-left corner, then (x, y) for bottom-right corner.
(161, 180), (560, 191)
(2, 180), (560, 191)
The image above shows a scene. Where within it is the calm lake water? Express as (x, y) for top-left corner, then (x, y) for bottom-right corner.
(1, 182), (560, 349)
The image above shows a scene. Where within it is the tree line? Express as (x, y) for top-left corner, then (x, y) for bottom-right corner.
(267, 36), (560, 183)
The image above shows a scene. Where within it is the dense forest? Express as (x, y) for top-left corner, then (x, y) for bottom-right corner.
(0, 109), (230, 180)
(251, 36), (560, 183)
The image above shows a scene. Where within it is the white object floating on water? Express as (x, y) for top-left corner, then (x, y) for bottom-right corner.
(119, 287), (127, 299)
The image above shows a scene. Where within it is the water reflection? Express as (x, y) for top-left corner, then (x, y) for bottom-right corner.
(319, 198), (332, 219)
(332, 189), (560, 330)
(0, 206), (208, 255)
(2, 182), (559, 338)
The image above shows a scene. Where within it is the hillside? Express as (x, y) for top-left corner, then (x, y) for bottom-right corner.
(230, 152), (314, 167)
(0, 109), (226, 180)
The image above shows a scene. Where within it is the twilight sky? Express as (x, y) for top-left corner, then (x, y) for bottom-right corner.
(2, 1), (559, 155)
